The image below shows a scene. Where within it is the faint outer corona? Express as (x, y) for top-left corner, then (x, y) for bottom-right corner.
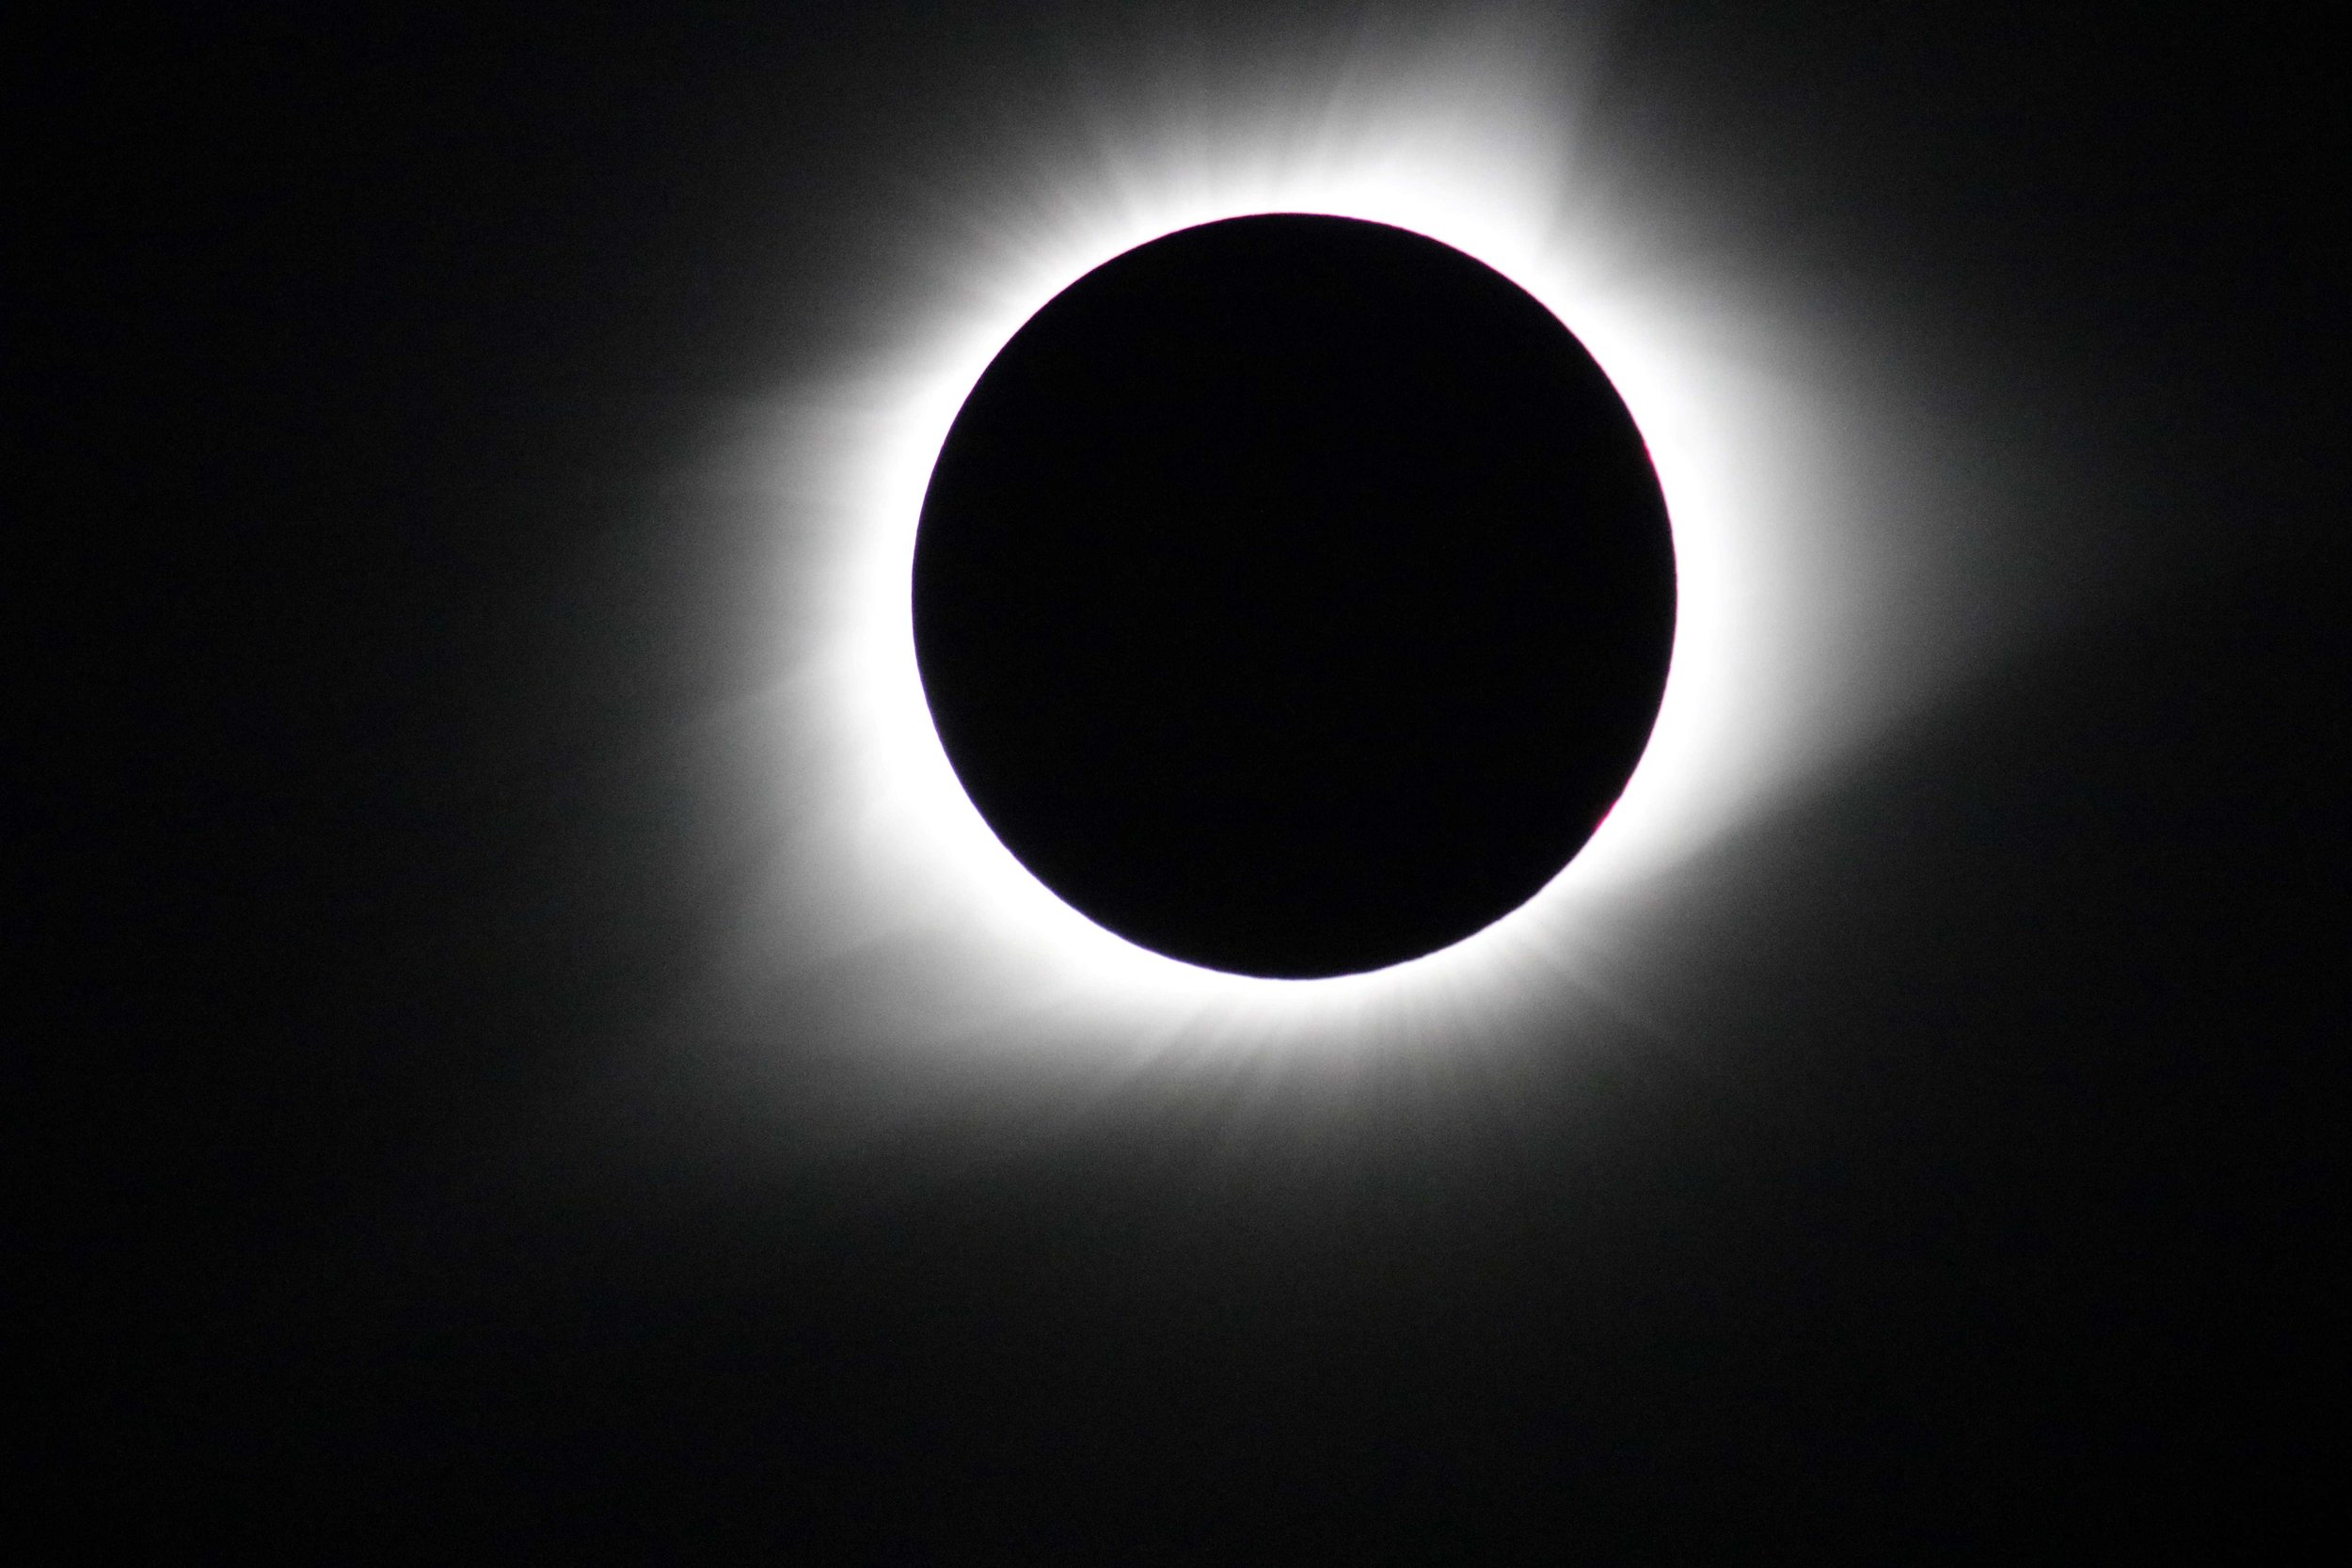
(913, 214), (1676, 979)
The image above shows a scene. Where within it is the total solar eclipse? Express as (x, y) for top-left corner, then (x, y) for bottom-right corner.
(914, 214), (1676, 979)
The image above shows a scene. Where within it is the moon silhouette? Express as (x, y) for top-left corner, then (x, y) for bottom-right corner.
(914, 214), (1675, 978)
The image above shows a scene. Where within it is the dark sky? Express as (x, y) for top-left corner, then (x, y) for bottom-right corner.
(28, 4), (2337, 1554)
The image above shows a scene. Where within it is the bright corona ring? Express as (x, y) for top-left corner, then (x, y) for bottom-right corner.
(756, 40), (1894, 1062)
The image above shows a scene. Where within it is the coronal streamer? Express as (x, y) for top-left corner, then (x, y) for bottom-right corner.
(704, 15), (1986, 1078)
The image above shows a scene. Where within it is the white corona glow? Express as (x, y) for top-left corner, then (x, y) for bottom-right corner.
(720, 21), (1953, 1072)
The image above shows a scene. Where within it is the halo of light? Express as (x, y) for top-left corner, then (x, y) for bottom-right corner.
(720, 20), (1953, 1072)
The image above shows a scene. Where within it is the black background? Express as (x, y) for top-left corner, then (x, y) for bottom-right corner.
(25, 4), (2338, 1555)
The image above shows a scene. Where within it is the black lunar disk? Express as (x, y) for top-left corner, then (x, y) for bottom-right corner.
(914, 214), (1676, 978)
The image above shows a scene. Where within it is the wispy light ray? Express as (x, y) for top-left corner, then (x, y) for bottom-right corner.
(705, 13), (1973, 1081)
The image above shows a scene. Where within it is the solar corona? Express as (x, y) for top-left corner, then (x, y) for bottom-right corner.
(739, 26), (1951, 1068)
